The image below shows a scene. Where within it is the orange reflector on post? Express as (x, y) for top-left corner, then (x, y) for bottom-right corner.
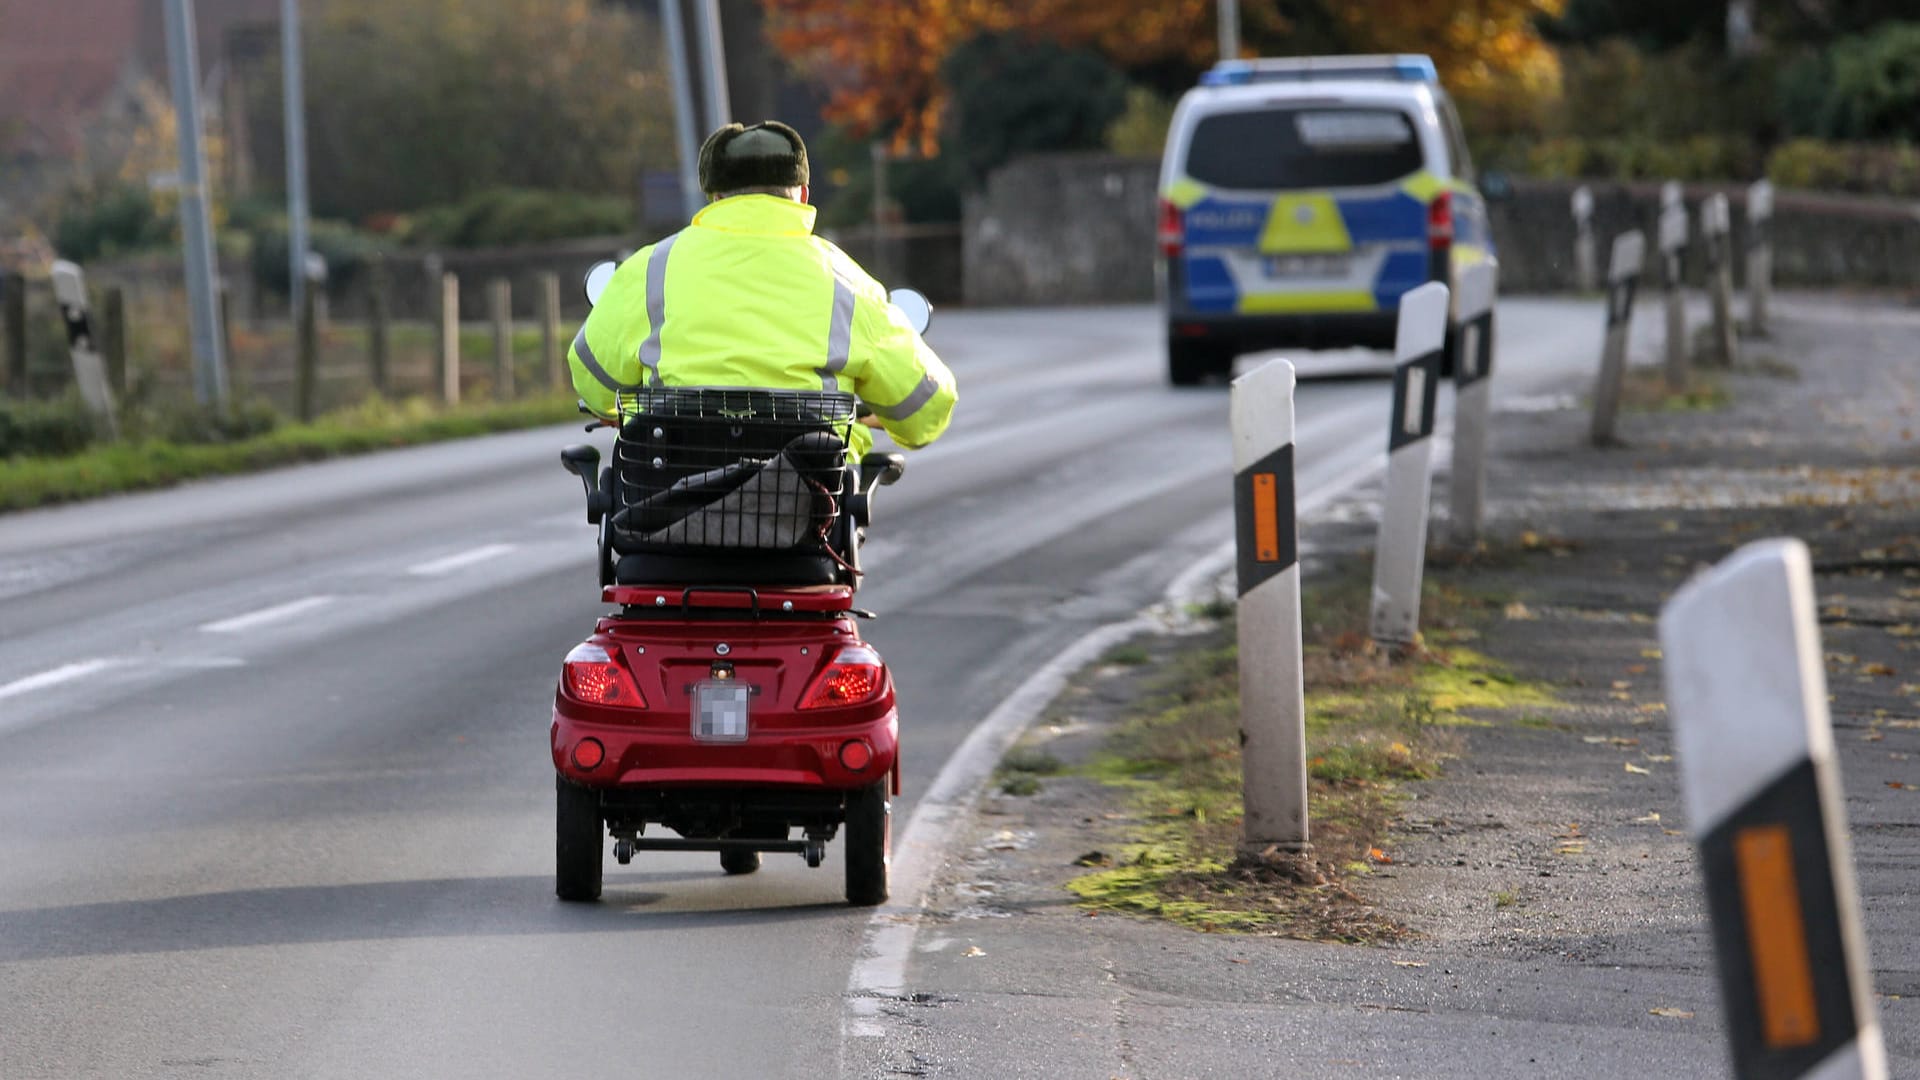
(1734, 824), (1821, 1049)
(1253, 473), (1280, 562)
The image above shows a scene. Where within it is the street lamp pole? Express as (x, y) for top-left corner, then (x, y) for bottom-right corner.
(660, 0), (703, 218)
(281, 0), (312, 325)
(162, 0), (229, 406)
(1218, 0), (1240, 61)
(692, 0), (731, 129)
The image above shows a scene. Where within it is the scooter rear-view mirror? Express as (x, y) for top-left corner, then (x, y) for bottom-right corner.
(888, 288), (932, 336)
(584, 261), (617, 307)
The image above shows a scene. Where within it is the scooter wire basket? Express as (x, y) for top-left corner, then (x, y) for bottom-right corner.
(608, 387), (858, 555)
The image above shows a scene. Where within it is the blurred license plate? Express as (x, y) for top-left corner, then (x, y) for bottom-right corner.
(1264, 254), (1350, 278)
(692, 681), (750, 743)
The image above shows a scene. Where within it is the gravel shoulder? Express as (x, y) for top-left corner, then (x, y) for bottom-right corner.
(847, 300), (1920, 1079)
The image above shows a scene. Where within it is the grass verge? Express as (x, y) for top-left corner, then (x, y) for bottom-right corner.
(1065, 560), (1556, 941)
(0, 393), (579, 512)
(1619, 367), (1730, 413)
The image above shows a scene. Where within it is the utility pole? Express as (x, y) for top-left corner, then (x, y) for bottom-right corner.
(693, 0), (731, 129)
(281, 0), (311, 327)
(1217, 0), (1240, 62)
(660, 0), (703, 219)
(163, 0), (230, 406)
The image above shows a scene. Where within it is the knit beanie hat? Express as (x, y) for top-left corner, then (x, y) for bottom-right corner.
(698, 121), (810, 195)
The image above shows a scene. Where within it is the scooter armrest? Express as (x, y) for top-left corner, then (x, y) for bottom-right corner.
(860, 453), (905, 493)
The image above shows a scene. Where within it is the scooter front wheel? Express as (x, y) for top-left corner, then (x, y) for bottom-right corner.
(844, 780), (890, 907)
(555, 776), (604, 902)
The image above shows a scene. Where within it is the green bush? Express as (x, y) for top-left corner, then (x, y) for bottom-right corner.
(1522, 135), (1756, 183)
(247, 216), (385, 296)
(1106, 86), (1176, 158)
(52, 186), (174, 261)
(402, 188), (632, 249)
(128, 398), (282, 446)
(1824, 22), (1920, 141)
(941, 33), (1129, 187)
(1767, 139), (1920, 197)
(0, 393), (99, 459)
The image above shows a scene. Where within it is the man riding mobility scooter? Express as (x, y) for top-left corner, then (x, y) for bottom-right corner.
(550, 280), (932, 908)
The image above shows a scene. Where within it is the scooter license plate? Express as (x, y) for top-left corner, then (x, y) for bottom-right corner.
(692, 681), (750, 743)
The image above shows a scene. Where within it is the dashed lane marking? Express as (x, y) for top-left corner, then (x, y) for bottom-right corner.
(200, 595), (337, 634)
(407, 543), (519, 577)
(0, 659), (112, 703)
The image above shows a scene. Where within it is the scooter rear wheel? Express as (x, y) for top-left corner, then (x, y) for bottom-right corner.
(555, 776), (604, 902)
(844, 780), (890, 907)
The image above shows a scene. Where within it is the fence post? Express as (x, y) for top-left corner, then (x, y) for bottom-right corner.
(368, 252), (390, 395)
(295, 283), (318, 422)
(48, 261), (120, 440)
(439, 272), (461, 405)
(489, 278), (514, 400)
(1703, 193), (1741, 368)
(1369, 281), (1449, 648)
(1231, 358), (1308, 855)
(1746, 179), (1774, 338)
(1660, 201), (1690, 391)
(1449, 259), (1498, 547)
(3, 271), (25, 395)
(539, 271), (562, 390)
(1590, 230), (1646, 447)
(101, 286), (127, 397)
(1571, 185), (1596, 293)
(1660, 539), (1888, 1080)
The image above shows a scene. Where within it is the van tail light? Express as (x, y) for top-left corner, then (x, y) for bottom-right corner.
(800, 643), (889, 710)
(562, 642), (647, 708)
(1157, 198), (1184, 258)
(1428, 190), (1455, 249)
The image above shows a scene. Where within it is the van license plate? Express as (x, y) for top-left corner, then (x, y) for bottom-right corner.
(1264, 254), (1349, 279)
(692, 681), (750, 743)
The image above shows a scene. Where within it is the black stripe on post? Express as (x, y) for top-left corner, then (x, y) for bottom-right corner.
(1455, 311), (1495, 389)
(1698, 759), (1858, 1080)
(1388, 349), (1441, 451)
(1234, 441), (1297, 597)
(1606, 276), (1639, 330)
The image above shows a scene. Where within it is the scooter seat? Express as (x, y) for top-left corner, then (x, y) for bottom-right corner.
(613, 551), (842, 587)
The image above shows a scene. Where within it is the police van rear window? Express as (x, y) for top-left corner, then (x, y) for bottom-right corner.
(1184, 107), (1422, 190)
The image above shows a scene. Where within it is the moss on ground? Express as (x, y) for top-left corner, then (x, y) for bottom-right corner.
(1066, 561), (1559, 941)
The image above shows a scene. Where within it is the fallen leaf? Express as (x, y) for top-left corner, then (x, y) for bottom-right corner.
(1582, 735), (1610, 744)
(1611, 691), (1634, 701)
(1640, 648), (1663, 659)
(1862, 663), (1897, 677)
(1888, 781), (1910, 791)
(1556, 840), (1587, 855)
(1611, 680), (1632, 690)
(1633, 812), (1662, 823)
(1889, 625), (1918, 638)
(1864, 731), (1886, 742)
(963, 946), (986, 958)
(1645, 754), (1675, 763)
(1504, 601), (1538, 621)
(1663, 828), (1686, 836)
(1625, 762), (1652, 775)
(1638, 703), (1667, 714)
(1885, 719), (1920, 729)
(1390, 960), (1428, 968)
(1228, 958), (1249, 964)
(1626, 664), (1648, 675)
(1368, 847), (1393, 864)
(1650, 1007), (1696, 1019)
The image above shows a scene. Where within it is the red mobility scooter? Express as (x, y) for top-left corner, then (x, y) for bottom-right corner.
(549, 284), (926, 908)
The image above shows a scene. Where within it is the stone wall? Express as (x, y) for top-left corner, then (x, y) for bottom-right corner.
(961, 152), (1920, 304)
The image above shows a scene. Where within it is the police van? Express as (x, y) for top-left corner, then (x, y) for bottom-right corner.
(1157, 54), (1494, 385)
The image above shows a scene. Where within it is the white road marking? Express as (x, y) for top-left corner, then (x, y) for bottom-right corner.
(407, 543), (518, 577)
(200, 595), (337, 634)
(0, 659), (112, 703)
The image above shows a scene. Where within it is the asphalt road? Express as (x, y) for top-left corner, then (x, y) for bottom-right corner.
(0, 300), (1604, 1079)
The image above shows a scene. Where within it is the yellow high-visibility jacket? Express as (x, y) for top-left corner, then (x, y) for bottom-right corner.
(567, 195), (957, 458)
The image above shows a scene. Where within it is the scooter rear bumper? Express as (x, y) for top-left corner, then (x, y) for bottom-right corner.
(551, 703), (898, 792)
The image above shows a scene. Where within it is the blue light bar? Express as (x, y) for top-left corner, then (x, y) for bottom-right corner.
(1199, 54), (1438, 87)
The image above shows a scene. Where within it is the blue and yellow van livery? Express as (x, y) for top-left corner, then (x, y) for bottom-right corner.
(1156, 55), (1495, 384)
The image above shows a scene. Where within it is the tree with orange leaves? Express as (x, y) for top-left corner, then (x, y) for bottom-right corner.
(763, 0), (1564, 151)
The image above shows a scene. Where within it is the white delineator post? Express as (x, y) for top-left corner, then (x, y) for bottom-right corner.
(1589, 230), (1645, 448)
(1659, 199), (1691, 390)
(1369, 282), (1449, 648)
(1703, 192), (1741, 367)
(1231, 358), (1308, 854)
(1448, 258), (1498, 546)
(49, 260), (120, 441)
(1571, 185), (1597, 293)
(1661, 539), (1888, 1080)
(1747, 179), (1775, 337)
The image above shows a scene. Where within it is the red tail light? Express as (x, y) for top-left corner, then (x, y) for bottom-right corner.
(1428, 191), (1454, 249)
(1157, 198), (1184, 258)
(800, 643), (888, 710)
(562, 642), (647, 708)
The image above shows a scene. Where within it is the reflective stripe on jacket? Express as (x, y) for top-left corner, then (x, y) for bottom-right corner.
(567, 195), (957, 457)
